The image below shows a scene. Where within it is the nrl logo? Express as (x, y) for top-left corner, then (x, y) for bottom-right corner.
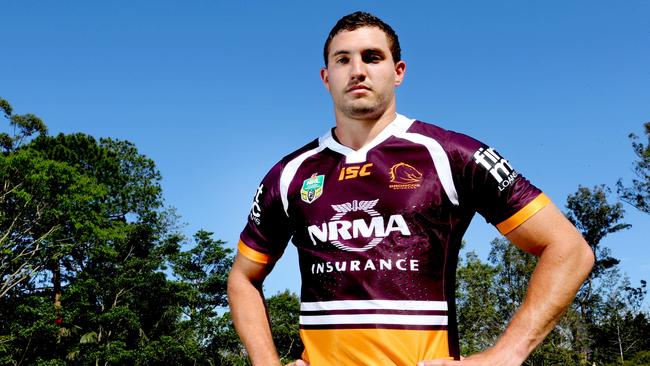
(301, 173), (324, 204)
(307, 199), (411, 252)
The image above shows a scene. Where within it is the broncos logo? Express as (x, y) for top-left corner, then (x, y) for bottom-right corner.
(389, 162), (423, 184)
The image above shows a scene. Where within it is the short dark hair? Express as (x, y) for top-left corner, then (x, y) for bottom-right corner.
(323, 11), (401, 66)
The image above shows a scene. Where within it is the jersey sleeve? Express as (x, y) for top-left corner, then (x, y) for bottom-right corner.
(239, 162), (292, 264)
(449, 132), (550, 235)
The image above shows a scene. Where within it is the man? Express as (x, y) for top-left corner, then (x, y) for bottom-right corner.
(228, 11), (594, 366)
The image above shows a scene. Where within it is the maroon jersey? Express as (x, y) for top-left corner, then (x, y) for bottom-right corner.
(239, 114), (549, 365)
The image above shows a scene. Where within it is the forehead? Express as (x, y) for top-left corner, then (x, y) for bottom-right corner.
(328, 27), (391, 55)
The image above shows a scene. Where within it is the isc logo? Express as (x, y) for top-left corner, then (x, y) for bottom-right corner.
(338, 163), (373, 181)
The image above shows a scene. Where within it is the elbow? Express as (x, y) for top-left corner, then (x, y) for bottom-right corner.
(569, 236), (595, 283)
(581, 240), (596, 276)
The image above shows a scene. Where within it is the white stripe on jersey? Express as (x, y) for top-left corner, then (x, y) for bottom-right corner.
(280, 145), (327, 215)
(301, 299), (448, 311)
(299, 314), (448, 326)
(394, 131), (460, 206)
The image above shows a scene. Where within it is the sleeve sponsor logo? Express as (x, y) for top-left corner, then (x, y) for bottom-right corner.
(300, 173), (325, 203)
(389, 162), (423, 189)
(472, 147), (519, 191)
(249, 184), (264, 225)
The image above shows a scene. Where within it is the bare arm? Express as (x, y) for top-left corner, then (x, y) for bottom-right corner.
(227, 252), (282, 366)
(420, 202), (594, 366)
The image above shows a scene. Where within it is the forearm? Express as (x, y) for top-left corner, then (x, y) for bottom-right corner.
(491, 232), (594, 364)
(227, 263), (281, 365)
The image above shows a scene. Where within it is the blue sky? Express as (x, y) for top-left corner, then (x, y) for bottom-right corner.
(2, 1), (649, 300)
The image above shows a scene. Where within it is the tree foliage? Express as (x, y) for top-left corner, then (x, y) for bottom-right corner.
(565, 185), (630, 268)
(267, 290), (303, 363)
(169, 229), (234, 362)
(617, 122), (650, 214)
(0, 97), (47, 152)
(591, 277), (649, 365)
(0, 98), (233, 364)
(0, 98), (58, 297)
(456, 250), (501, 354)
(488, 238), (537, 317)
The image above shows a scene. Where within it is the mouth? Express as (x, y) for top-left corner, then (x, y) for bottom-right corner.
(346, 84), (371, 93)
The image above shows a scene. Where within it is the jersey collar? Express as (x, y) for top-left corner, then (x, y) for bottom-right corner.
(319, 113), (415, 164)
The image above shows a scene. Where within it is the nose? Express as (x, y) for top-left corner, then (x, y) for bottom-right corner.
(350, 57), (366, 81)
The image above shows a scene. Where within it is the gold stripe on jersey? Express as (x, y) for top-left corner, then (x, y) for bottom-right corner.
(237, 240), (272, 264)
(300, 328), (453, 365)
(496, 193), (551, 235)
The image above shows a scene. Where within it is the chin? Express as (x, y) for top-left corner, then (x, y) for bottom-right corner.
(343, 103), (385, 120)
(350, 110), (384, 121)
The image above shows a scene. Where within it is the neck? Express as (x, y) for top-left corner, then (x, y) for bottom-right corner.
(333, 108), (397, 150)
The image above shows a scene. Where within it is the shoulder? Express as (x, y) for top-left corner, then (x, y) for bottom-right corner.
(279, 138), (322, 165)
(263, 138), (321, 181)
(405, 119), (484, 159)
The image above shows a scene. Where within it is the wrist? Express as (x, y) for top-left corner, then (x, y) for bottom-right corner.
(488, 337), (531, 366)
(251, 356), (282, 366)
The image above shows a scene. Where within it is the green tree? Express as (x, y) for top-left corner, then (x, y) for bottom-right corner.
(591, 277), (649, 365)
(488, 238), (537, 318)
(0, 98), (55, 297)
(0, 97), (47, 152)
(212, 311), (250, 365)
(0, 98), (207, 364)
(622, 349), (650, 366)
(456, 250), (501, 355)
(171, 229), (234, 363)
(617, 122), (650, 214)
(267, 290), (303, 363)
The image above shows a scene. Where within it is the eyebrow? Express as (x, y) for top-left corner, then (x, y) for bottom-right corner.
(331, 48), (386, 57)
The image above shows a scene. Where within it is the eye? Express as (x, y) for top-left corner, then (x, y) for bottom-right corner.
(362, 53), (383, 63)
(336, 56), (349, 64)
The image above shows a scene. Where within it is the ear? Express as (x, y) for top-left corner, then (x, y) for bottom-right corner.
(394, 60), (406, 87)
(320, 67), (330, 92)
